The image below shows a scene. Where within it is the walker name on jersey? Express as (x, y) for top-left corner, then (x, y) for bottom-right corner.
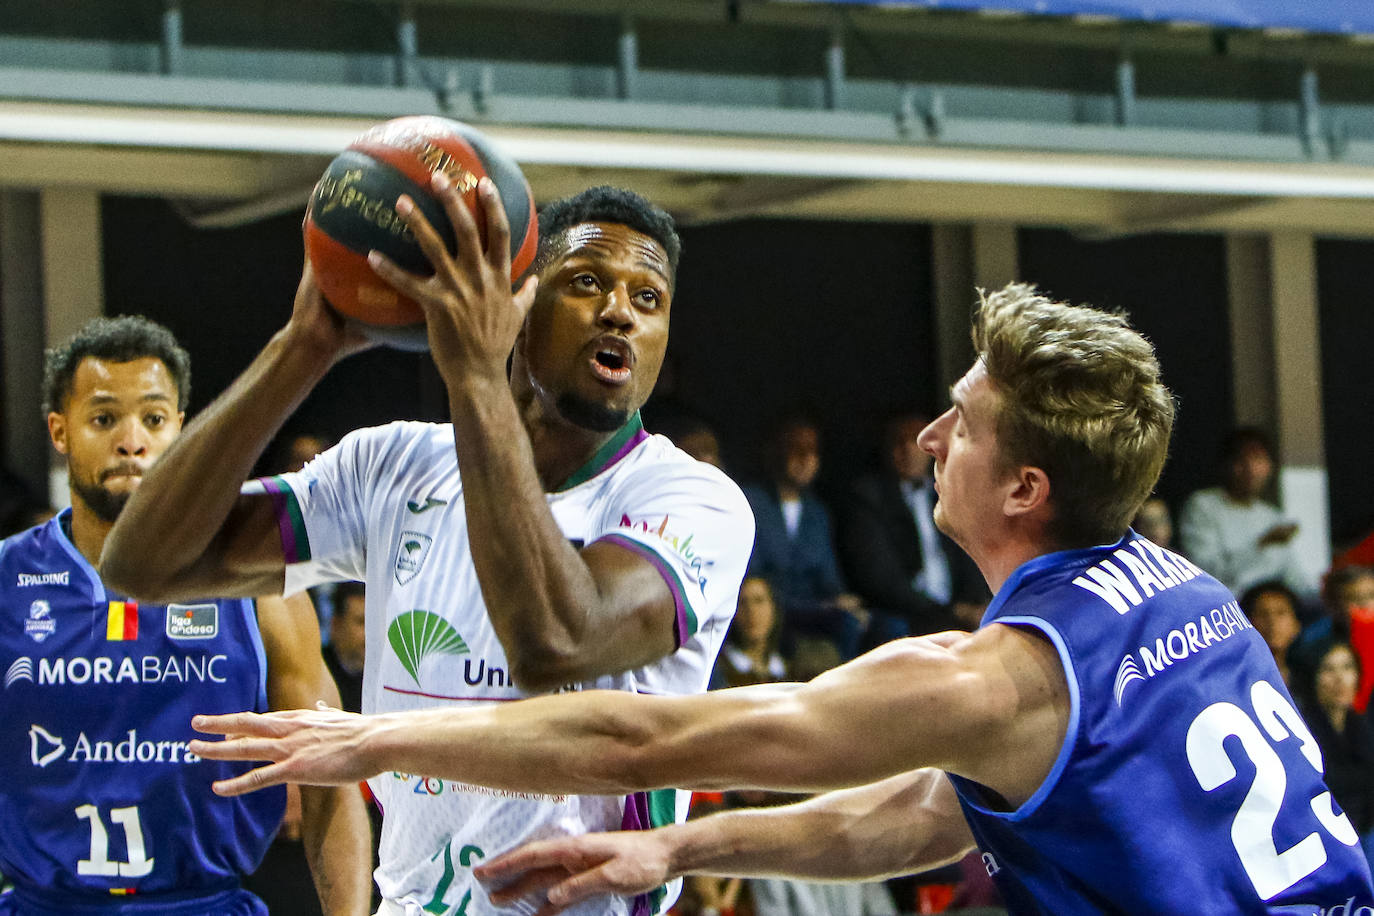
(5, 653), (229, 687)
(1071, 538), (1205, 615)
(17, 571), (69, 587)
(28, 723), (200, 767)
(618, 514), (712, 590)
(1113, 601), (1251, 705)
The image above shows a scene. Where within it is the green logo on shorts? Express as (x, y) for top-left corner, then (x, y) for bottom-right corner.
(388, 610), (470, 687)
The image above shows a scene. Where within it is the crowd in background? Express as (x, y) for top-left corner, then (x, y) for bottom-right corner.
(5, 406), (1374, 916)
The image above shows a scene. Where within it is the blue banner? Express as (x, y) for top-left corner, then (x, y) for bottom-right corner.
(803, 1), (1374, 36)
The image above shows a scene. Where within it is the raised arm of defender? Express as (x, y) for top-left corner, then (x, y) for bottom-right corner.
(193, 623), (1068, 809)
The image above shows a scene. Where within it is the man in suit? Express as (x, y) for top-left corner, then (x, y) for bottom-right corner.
(840, 411), (988, 640)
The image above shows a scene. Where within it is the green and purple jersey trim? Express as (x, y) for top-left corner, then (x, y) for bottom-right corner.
(621, 787), (679, 915)
(554, 413), (648, 492)
(598, 533), (699, 646)
(254, 475), (312, 564)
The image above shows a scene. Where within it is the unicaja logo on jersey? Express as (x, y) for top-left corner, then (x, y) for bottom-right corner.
(24, 600), (55, 643)
(387, 610), (469, 688)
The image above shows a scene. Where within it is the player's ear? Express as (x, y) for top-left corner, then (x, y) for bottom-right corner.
(1004, 465), (1050, 520)
(47, 412), (69, 455)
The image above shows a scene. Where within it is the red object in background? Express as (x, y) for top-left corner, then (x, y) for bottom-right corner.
(916, 883), (956, 913)
(1348, 606), (1374, 713)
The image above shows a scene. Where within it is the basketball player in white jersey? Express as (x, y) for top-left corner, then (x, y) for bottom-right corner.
(101, 178), (754, 916)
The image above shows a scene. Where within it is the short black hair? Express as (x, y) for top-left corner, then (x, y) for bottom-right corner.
(1239, 579), (1300, 617)
(42, 315), (191, 416)
(531, 186), (681, 285)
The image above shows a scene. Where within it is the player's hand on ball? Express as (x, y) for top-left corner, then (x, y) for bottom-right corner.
(285, 258), (378, 364)
(367, 173), (539, 381)
(189, 705), (384, 795)
(476, 830), (676, 916)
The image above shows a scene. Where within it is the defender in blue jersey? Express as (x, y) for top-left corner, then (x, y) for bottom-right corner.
(0, 317), (371, 915)
(190, 284), (1373, 914)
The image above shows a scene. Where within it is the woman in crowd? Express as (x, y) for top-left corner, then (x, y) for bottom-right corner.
(1299, 640), (1374, 867)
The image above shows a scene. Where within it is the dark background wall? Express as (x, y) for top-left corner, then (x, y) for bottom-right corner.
(1317, 238), (1374, 547)
(1018, 227), (1234, 510)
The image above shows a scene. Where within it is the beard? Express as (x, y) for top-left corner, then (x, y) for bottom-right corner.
(71, 477), (134, 524)
(556, 392), (631, 433)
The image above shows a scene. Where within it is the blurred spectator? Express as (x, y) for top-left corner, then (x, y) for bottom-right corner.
(840, 410), (989, 640)
(1178, 427), (1311, 596)
(276, 432), (332, 474)
(712, 576), (786, 689)
(1239, 580), (1302, 687)
(1293, 566), (1374, 712)
(742, 416), (870, 660)
(324, 581), (366, 713)
(1132, 496), (1174, 549)
(1297, 641), (1374, 867)
(658, 414), (723, 469)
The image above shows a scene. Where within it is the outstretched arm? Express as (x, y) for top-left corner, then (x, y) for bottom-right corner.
(101, 264), (372, 601)
(193, 623), (1069, 809)
(474, 769), (972, 916)
(259, 592), (372, 915)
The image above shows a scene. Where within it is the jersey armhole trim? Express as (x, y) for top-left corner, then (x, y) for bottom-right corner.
(596, 533), (699, 647)
(252, 475), (312, 564)
(960, 616), (1080, 823)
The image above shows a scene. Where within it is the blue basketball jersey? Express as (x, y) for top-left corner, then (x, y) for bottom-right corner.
(0, 512), (286, 914)
(951, 531), (1374, 915)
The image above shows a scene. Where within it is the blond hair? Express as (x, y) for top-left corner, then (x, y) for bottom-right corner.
(973, 283), (1175, 548)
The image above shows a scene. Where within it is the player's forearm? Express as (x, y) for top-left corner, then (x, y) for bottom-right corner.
(300, 784), (373, 916)
(666, 771), (973, 882)
(361, 683), (820, 796)
(102, 326), (330, 598)
(443, 376), (610, 691)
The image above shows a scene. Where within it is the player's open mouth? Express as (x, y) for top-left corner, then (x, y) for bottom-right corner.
(589, 339), (633, 385)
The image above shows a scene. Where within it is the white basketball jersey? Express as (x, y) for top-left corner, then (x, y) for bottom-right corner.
(247, 415), (753, 915)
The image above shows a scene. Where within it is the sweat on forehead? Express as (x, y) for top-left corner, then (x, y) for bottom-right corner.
(531, 185), (681, 281)
(558, 223), (670, 270)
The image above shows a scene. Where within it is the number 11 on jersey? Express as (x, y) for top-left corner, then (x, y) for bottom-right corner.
(75, 804), (154, 879)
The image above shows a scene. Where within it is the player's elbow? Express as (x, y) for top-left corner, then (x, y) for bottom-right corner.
(99, 543), (176, 602)
(505, 644), (584, 695)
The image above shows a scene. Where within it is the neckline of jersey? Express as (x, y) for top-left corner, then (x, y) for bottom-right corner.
(553, 412), (648, 493)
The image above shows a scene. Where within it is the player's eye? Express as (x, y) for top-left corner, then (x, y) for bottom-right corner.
(145, 414), (165, 428)
(635, 289), (662, 309)
(91, 413), (113, 428)
(572, 273), (600, 291)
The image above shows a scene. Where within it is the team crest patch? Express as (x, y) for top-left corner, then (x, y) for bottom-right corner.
(166, 604), (219, 640)
(24, 600), (55, 643)
(395, 531), (433, 585)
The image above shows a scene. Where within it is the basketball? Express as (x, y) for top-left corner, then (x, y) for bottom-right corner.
(304, 115), (539, 351)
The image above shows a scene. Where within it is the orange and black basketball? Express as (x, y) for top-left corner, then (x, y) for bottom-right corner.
(304, 115), (538, 350)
